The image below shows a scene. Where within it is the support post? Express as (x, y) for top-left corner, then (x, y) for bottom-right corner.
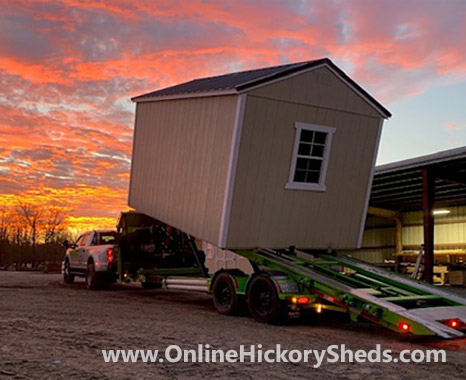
(422, 168), (435, 284)
(395, 219), (403, 255)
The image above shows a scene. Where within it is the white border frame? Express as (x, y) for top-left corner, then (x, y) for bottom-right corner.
(285, 122), (336, 192)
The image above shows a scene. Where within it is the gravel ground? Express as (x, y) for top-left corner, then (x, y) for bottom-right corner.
(0, 271), (465, 379)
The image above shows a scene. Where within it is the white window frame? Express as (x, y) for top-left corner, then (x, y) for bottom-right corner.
(285, 122), (336, 191)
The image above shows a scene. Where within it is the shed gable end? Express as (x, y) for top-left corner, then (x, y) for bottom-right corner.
(246, 65), (382, 118)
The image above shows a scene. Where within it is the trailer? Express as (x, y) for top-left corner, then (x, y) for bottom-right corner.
(116, 211), (466, 339)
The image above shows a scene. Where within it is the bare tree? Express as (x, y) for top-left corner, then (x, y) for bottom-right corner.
(0, 207), (10, 241)
(17, 201), (44, 268)
(43, 205), (69, 244)
(9, 210), (28, 246)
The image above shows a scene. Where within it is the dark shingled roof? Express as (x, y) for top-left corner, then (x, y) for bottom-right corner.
(132, 58), (391, 118)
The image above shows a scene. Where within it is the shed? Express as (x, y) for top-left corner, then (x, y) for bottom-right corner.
(129, 58), (391, 250)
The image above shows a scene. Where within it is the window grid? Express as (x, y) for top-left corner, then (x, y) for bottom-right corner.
(293, 130), (327, 184)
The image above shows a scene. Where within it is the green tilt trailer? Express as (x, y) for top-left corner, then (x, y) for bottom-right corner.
(116, 211), (466, 340)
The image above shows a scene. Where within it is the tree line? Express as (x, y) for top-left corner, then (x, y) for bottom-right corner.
(0, 202), (71, 269)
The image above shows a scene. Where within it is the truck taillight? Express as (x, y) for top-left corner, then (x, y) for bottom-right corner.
(107, 248), (114, 263)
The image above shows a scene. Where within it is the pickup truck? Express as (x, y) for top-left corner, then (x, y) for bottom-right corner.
(63, 230), (120, 289)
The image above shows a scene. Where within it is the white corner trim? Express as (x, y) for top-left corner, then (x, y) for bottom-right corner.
(285, 122), (336, 192)
(218, 94), (247, 248)
(127, 102), (138, 205)
(357, 118), (384, 248)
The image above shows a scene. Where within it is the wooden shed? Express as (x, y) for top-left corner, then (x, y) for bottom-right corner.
(129, 58), (391, 250)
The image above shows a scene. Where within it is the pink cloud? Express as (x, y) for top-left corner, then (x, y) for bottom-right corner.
(444, 122), (465, 131)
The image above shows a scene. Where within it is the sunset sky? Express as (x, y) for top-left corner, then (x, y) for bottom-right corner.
(1, 0), (465, 230)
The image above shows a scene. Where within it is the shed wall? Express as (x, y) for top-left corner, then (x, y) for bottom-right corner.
(129, 95), (238, 244)
(225, 67), (382, 249)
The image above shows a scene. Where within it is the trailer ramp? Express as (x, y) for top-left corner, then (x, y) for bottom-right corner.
(234, 249), (466, 338)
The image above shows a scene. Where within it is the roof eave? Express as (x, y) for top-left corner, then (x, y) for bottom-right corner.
(131, 89), (238, 103)
(375, 147), (466, 175)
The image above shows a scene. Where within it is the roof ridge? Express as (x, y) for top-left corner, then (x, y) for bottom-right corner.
(132, 60), (318, 101)
(190, 60), (313, 82)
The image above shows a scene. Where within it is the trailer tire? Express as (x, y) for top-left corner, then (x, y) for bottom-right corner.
(213, 272), (239, 315)
(247, 274), (287, 324)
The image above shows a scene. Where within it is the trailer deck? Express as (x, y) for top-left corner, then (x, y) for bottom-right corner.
(116, 212), (466, 339)
(234, 249), (466, 338)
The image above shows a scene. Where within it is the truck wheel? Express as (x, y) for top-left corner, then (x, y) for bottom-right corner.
(213, 272), (239, 315)
(63, 260), (74, 284)
(85, 261), (101, 290)
(247, 274), (287, 324)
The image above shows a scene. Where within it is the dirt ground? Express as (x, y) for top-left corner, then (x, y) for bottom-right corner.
(0, 272), (465, 380)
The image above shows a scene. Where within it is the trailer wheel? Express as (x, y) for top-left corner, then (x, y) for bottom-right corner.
(247, 274), (287, 324)
(213, 272), (239, 315)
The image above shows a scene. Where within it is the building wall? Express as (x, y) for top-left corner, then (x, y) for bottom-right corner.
(129, 95), (238, 245)
(225, 66), (383, 249)
(347, 205), (466, 262)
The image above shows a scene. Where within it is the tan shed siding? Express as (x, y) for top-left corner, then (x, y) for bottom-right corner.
(248, 66), (381, 118)
(129, 95), (238, 245)
(226, 94), (380, 249)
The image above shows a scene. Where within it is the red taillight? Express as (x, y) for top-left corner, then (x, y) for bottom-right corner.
(107, 248), (114, 263)
(291, 296), (310, 304)
(399, 321), (411, 332)
(447, 319), (460, 328)
(298, 297), (310, 304)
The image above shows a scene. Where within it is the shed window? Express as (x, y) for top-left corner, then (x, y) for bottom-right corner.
(286, 122), (335, 191)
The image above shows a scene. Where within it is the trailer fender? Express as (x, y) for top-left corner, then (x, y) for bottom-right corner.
(210, 269), (248, 293)
(245, 271), (299, 297)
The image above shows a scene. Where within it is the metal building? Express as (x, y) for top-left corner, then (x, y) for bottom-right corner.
(349, 146), (466, 284)
(129, 58), (390, 249)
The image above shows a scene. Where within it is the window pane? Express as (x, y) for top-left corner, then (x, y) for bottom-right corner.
(300, 129), (314, 143)
(311, 144), (325, 157)
(314, 131), (327, 144)
(296, 157), (308, 169)
(298, 143), (311, 156)
(308, 159), (322, 171)
(306, 171), (320, 183)
(294, 170), (306, 182)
